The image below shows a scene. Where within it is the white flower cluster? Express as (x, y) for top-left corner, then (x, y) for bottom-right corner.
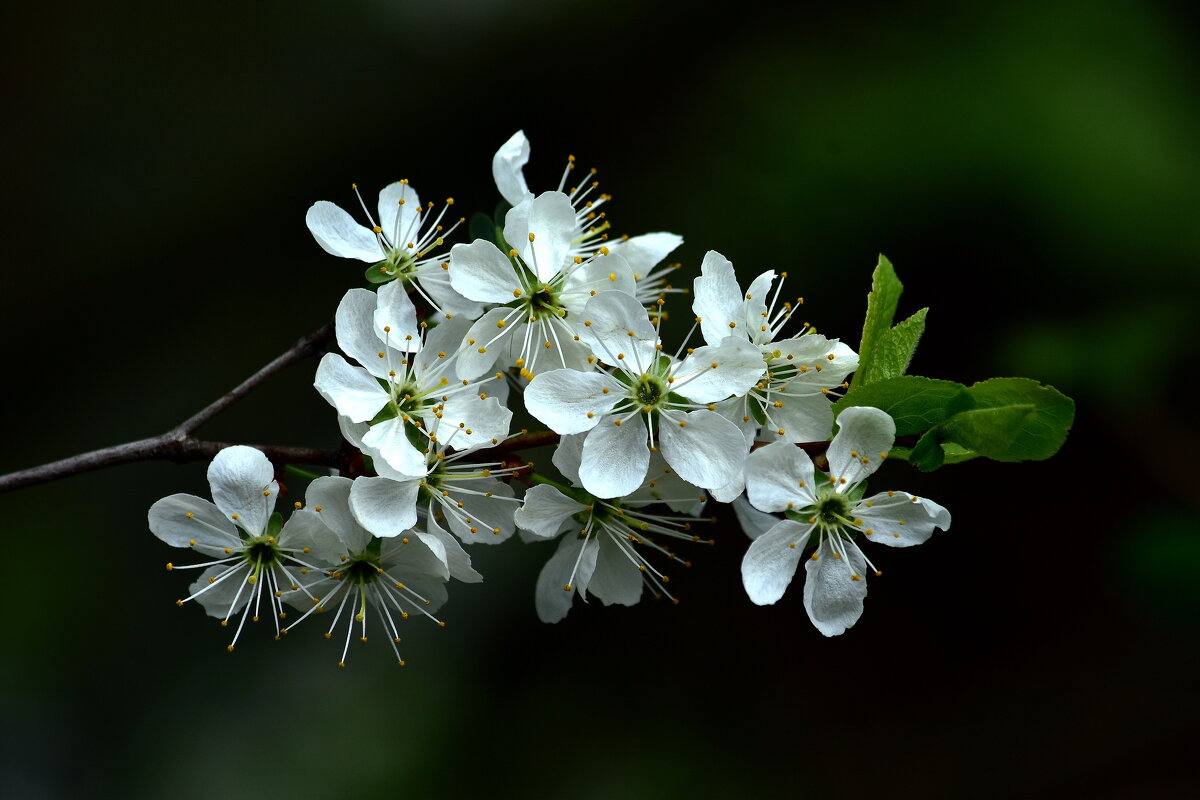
(148, 132), (951, 664)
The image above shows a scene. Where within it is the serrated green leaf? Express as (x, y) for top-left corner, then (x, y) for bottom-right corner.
(940, 442), (980, 465)
(851, 255), (903, 388)
(909, 428), (946, 471)
(867, 307), (928, 383)
(940, 378), (1075, 462)
(469, 212), (495, 244)
(833, 375), (966, 436)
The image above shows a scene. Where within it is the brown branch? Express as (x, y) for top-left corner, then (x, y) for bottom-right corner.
(0, 323), (337, 494)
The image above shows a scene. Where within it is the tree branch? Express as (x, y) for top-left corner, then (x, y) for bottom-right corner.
(0, 323), (337, 494)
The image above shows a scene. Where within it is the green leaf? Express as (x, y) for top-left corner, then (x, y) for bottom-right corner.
(939, 378), (1075, 462)
(851, 254), (904, 387)
(833, 375), (966, 436)
(469, 212), (495, 245)
(869, 307), (928, 383)
(940, 442), (980, 465)
(909, 428), (946, 471)
(283, 465), (321, 482)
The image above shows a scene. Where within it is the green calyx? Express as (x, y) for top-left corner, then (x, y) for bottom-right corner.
(634, 374), (667, 408)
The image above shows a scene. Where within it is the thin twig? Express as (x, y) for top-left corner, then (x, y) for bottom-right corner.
(0, 323), (337, 494)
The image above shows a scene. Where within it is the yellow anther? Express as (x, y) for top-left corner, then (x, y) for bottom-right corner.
(496, 319), (506, 328)
(509, 248), (519, 257)
(231, 513), (239, 520)
(372, 225), (382, 233)
(679, 420), (687, 427)
(528, 232), (536, 242)
(614, 419), (622, 426)
(185, 512), (193, 518)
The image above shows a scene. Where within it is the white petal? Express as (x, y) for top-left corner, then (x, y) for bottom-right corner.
(414, 261), (486, 319)
(313, 353), (388, 423)
(692, 250), (745, 345)
(579, 418), (650, 499)
(550, 433), (586, 486)
(732, 496), (780, 541)
(207, 446), (277, 535)
(447, 239), (522, 304)
(524, 369), (621, 434)
(361, 417), (428, 478)
(333, 288), (389, 378)
(304, 476), (367, 550)
(377, 181), (421, 250)
(306, 201), (383, 262)
(741, 519), (813, 604)
(741, 269), (776, 333)
(576, 290), (659, 368)
(625, 452), (707, 513)
(558, 253), (638, 315)
(511, 191), (577, 281)
(776, 335), (859, 384)
(803, 536), (869, 636)
(608, 232), (683, 273)
(148, 494), (240, 555)
(588, 532), (643, 607)
(535, 534), (598, 623)
(658, 409), (747, 492)
(492, 130), (532, 207)
(421, 514), (482, 583)
(190, 563), (252, 619)
(514, 484), (587, 539)
(672, 337), (765, 403)
(454, 307), (515, 380)
(828, 406), (895, 488)
(744, 438), (819, 513)
(854, 491), (950, 547)
(443, 478), (516, 544)
(415, 315), (473, 377)
(277, 509), (345, 567)
(437, 393), (513, 449)
(348, 475), (420, 540)
(381, 532), (452, 584)
(374, 280), (421, 352)
(767, 392), (836, 444)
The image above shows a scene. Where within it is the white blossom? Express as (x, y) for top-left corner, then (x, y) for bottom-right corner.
(148, 446), (336, 651)
(306, 180), (480, 317)
(514, 434), (711, 622)
(280, 477), (453, 667)
(524, 291), (764, 497)
(740, 407), (950, 635)
(314, 283), (511, 476)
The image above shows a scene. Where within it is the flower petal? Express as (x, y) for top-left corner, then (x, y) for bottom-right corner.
(608, 231), (683, 273)
(277, 509), (345, 567)
(551, 432), (586, 486)
(438, 393), (513, 449)
(314, 353), (388, 423)
(535, 534), (598, 623)
(347, 475), (419, 541)
(579, 418), (650, 498)
(524, 369), (621, 434)
(377, 181), (421, 250)
(828, 406), (895, 489)
(447, 239), (523, 304)
(514, 484), (587, 539)
(306, 201), (384, 262)
(588, 532), (643, 607)
(732, 496), (780, 541)
(558, 253), (637, 315)
(148, 494), (240, 555)
(421, 514), (482, 583)
(334, 288), (389, 378)
(305, 476), (371, 551)
(854, 491), (950, 547)
(454, 307), (516, 380)
(767, 392), (836, 444)
(492, 130), (532, 207)
(671, 336), (765, 403)
(374, 279), (421, 352)
(692, 250), (745, 345)
(803, 536), (869, 636)
(361, 417), (428, 478)
(741, 519), (813, 604)
(576, 290), (659, 369)
(207, 445), (277, 535)
(658, 409), (747, 492)
(744, 438), (819, 512)
(443, 478), (516, 544)
(510, 191), (577, 281)
(189, 563), (252, 619)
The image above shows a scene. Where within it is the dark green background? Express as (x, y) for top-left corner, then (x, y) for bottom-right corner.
(3, 0), (1197, 797)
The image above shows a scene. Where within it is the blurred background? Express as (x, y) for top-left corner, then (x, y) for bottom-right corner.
(2, 0), (1198, 797)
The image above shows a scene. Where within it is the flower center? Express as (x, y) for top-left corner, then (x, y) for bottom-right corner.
(812, 490), (851, 530)
(633, 374), (666, 408)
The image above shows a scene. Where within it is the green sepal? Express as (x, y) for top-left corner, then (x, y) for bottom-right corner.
(749, 397), (768, 426)
(365, 261), (395, 284)
(404, 420), (427, 454)
(368, 404), (400, 426)
(266, 512), (284, 539)
(938, 378), (1075, 462)
(909, 428), (946, 472)
(833, 375), (966, 436)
